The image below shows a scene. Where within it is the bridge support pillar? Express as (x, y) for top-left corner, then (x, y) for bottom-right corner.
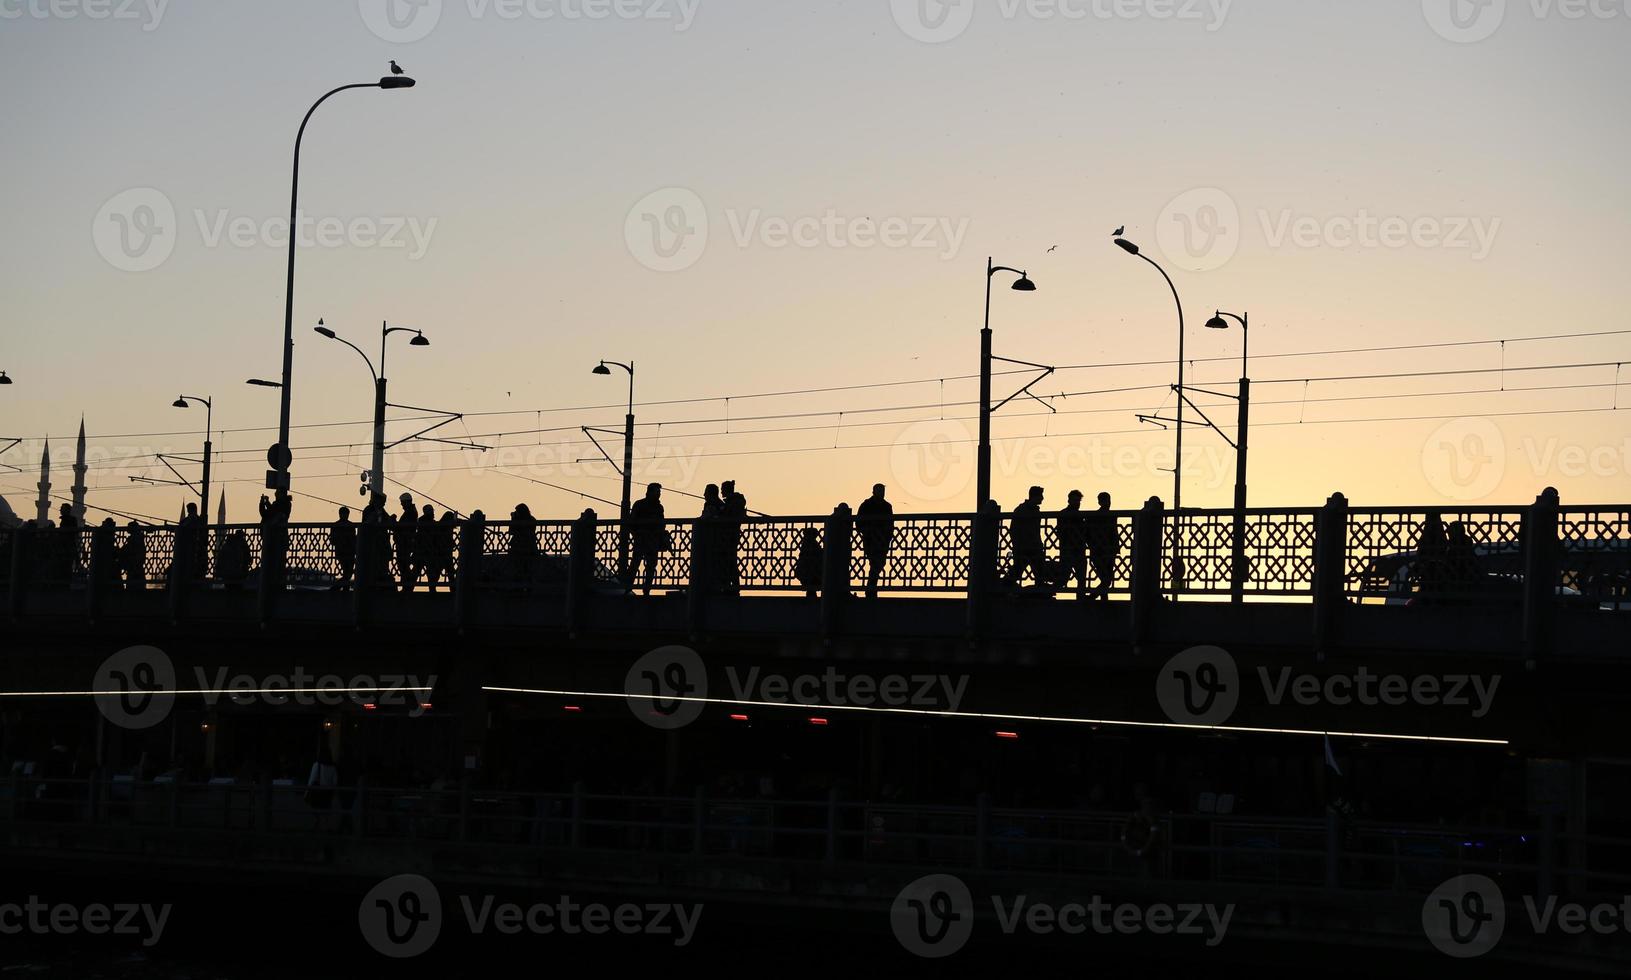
(566, 509), (597, 637)
(966, 501), (999, 643)
(688, 515), (713, 639)
(6, 526), (30, 621)
(1130, 497), (1164, 654)
(821, 504), (852, 637)
(1312, 492), (1349, 657)
(354, 521), (381, 628)
(169, 526), (194, 625)
(88, 522), (114, 623)
(1522, 487), (1561, 662)
(455, 512), (484, 631)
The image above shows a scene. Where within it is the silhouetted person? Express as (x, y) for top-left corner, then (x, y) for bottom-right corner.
(510, 503), (537, 586)
(699, 484), (723, 593)
(120, 521), (146, 591)
(395, 492), (418, 592)
(628, 482), (668, 595)
(1086, 492), (1118, 601)
(92, 518), (117, 590)
(1003, 486), (1046, 588)
(721, 479), (746, 595)
(218, 530), (250, 589)
(857, 483), (894, 599)
(1056, 490), (1090, 599)
(360, 493), (391, 588)
(1417, 512), (1449, 601)
(54, 503), (79, 583)
(178, 502), (206, 582)
(259, 491), (291, 590)
(329, 506), (356, 591)
(426, 511), (457, 591)
(1446, 520), (1481, 599)
(795, 527), (823, 598)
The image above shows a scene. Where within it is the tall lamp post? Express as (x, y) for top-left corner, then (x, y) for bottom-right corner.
(273, 70), (417, 494)
(171, 395), (213, 522)
(1205, 311), (1251, 603)
(979, 259), (1038, 512)
(314, 320), (429, 499)
(592, 359), (636, 580)
(1115, 237), (1186, 598)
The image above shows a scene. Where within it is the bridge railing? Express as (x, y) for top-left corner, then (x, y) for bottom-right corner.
(5, 496), (1627, 609)
(7, 775), (1630, 900)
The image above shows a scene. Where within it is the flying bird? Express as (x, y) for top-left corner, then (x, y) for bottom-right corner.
(1113, 225), (1125, 237)
(1047, 245), (1058, 253)
(390, 60), (405, 75)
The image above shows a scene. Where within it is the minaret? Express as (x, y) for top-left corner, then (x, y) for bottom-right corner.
(34, 438), (51, 526)
(71, 418), (88, 523)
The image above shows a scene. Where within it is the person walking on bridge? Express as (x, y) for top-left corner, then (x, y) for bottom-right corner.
(1002, 486), (1047, 588)
(1086, 492), (1118, 601)
(857, 483), (895, 599)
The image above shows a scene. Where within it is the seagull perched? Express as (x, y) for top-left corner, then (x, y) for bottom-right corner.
(1113, 225), (1125, 237)
(390, 60), (405, 75)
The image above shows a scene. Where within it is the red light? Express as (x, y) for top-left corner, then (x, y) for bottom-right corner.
(563, 705), (583, 713)
(730, 714), (750, 722)
(809, 718), (829, 726)
(995, 731), (1019, 740)
(362, 703), (376, 711)
(418, 702), (432, 711)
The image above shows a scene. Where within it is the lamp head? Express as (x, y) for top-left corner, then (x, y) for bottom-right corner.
(0, 372), (11, 385)
(409, 331), (430, 347)
(246, 379), (281, 388)
(1114, 238), (1140, 256)
(1011, 274), (1037, 292)
(314, 325), (337, 339)
(172, 397), (189, 409)
(379, 76), (416, 90)
(592, 362), (612, 376)
(1206, 314), (1230, 331)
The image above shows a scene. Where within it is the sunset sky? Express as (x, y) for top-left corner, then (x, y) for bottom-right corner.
(2, 0), (1628, 524)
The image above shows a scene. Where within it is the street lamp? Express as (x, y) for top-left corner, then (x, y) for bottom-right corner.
(171, 395), (213, 523)
(1206, 311), (1252, 604)
(1116, 237), (1186, 598)
(979, 259), (1037, 513)
(314, 319), (429, 498)
(592, 359), (636, 580)
(272, 69), (417, 494)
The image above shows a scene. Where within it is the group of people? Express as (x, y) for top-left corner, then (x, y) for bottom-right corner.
(1001, 487), (1121, 600)
(327, 492), (458, 592)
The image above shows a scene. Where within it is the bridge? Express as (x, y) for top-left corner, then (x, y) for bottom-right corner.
(2, 490), (1627, 661)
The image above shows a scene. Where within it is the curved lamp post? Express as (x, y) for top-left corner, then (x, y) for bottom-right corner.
(1116, 237), (1185, 598)
(1206, 311), (1251, 603)
(979, 259), (1037, 513)
(171, 395), (213, 522)
(314, 319), (428, 498)
(592, 359), (636, 579)
(272, 71), (417, 493)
